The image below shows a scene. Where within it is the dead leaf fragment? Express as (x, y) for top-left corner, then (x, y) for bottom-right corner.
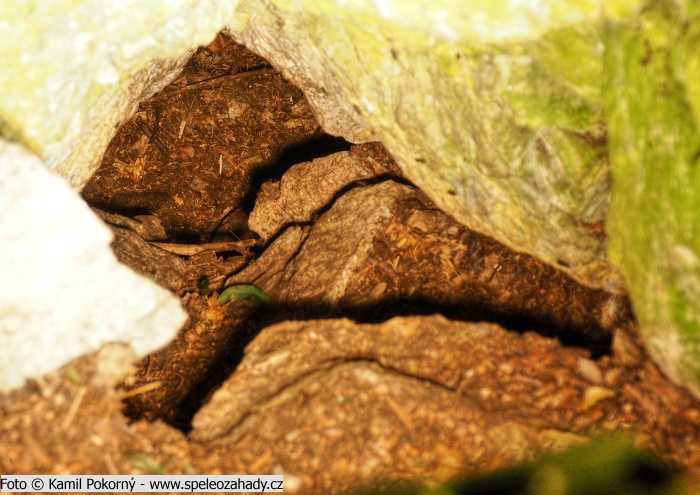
(583, 386), (616, 410)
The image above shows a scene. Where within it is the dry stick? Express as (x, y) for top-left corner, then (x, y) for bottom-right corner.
(60, 386), (87, 431)
(150, 239), (255, 256)
(145, 67), (278, 103)
(120, 381), (163, 399)
(148, 105), (170, 158)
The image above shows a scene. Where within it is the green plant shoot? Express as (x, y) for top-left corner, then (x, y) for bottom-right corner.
(217, 284), (274, 309)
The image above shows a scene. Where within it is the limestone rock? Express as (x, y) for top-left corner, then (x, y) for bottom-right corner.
(227, 1), (632, 293)
(0, 140), (186, 391)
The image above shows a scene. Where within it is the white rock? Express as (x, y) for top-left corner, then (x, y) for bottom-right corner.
(0, 140), (186, 391)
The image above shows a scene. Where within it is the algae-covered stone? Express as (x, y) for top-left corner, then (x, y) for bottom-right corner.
(604, 2), (700, 397)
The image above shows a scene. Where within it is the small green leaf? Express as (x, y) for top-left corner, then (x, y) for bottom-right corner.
(127, 452), (164, 474)
(66, 366), (81, 385)
(217, 284), (274, 309)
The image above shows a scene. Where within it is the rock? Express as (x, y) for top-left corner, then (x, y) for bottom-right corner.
(604, 3), (700, 398)
(92, 209), (168, 242)
(230, 175), (629, 343)
(190, 315), (595, 491)
(261, 180), (403, 308)
(248, 143), (402, 243)
(0, 140), (186, 392)
(227, 2), (628, 293)
(108, 227), (188, 292)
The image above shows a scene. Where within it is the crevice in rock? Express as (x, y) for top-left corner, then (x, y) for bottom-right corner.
(78, 33), (634, 438)
(219, 132), (355, 243)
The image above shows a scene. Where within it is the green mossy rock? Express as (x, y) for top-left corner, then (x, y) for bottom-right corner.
(604, 1), (700, 396)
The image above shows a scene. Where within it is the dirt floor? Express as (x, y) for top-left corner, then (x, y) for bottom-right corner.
(3, 32), (700, 494)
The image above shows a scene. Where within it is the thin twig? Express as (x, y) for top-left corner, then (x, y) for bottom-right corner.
(120, 381), (163, 399)
(61, 386), (87, 431)
(150, 239), (255, 256)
